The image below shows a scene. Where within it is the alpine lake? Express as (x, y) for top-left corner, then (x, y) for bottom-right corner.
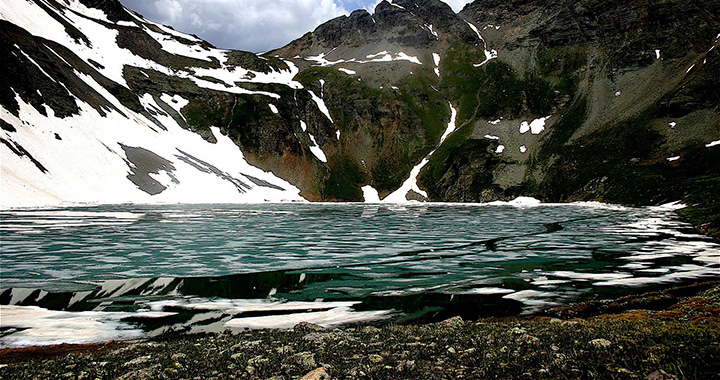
(1, 202), (718, 348)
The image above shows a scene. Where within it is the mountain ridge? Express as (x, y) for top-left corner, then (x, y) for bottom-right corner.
(1, 0), (719, 223)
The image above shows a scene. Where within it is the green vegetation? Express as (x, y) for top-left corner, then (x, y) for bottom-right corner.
(182, 101), (220, 133)
(537, 45), (588, 94)
(540, 106), (720, 206)
(295, 65), (453, 198)
(322, 154), (366, 201)
(395, 72), (449, 152)
(419, 125), (502, 201)
(535, 96), (588, 161)
(441, 44), (557, 123)
(678, 202), (720, 239)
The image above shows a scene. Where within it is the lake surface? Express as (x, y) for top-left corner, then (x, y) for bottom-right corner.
(1, 202), (718, 347)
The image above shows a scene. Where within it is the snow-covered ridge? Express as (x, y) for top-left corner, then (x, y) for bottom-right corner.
(1, 0), (309, 208)
(1, 0), (302, 92)
(1, 91), (304, 208)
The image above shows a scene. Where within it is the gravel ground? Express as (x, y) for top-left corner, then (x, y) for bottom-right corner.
(1, 282), (719, 380)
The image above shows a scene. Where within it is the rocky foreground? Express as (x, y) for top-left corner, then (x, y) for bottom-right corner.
(1, 282), (719, 380)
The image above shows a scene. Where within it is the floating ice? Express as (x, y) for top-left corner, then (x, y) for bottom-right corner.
(0, 305), (144, 348)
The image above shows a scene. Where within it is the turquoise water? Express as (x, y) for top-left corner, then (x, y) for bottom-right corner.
(1, 203), (718, 347)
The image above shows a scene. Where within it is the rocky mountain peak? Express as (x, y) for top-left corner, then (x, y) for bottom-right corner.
(275, 0), (482, 60)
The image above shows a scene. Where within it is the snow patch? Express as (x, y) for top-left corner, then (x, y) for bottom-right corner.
(519, 116), (550, 134)
(362, 186), (381, 203)
(705, 140), (720, 148)
(465, 21), (498, 67)
(308, 91), (333, 123)
(308, 134), (327, 163)
(427, 24), (439, 38)
(438, 103), (458, 145)
(338, 68), (356, 75)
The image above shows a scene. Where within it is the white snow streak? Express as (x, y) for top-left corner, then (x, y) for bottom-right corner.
(383, 103), (457, 202)
(308, 91), (333, 123)
(433, 53), (441, 77)
(465, 21), (498, 67)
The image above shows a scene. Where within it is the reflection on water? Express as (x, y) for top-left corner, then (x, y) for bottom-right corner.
(1, 202), (718, 347)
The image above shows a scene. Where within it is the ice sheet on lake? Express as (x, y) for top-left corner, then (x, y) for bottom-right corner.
(0, 305), (144, 348)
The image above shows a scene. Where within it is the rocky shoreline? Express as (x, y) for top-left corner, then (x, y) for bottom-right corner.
(1, 281), (718, 379)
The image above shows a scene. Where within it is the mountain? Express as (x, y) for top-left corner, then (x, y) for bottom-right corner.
(2, 0), (719, 224)
(1, 0), (312, 206)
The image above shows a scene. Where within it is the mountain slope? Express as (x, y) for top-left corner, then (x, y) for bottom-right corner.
(0, 0), (333, 207)
(273, 0), (720, 206)
(1, 0), (719, 214)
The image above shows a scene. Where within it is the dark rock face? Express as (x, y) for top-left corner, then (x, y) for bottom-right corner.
(392, 0), (479, 44)
(452, 0), (720, 206)
(311, 3), (438, 50)
(121, 145), (178, 195)
(461, 0), (720, 68)
(78, 0), (134, 22)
